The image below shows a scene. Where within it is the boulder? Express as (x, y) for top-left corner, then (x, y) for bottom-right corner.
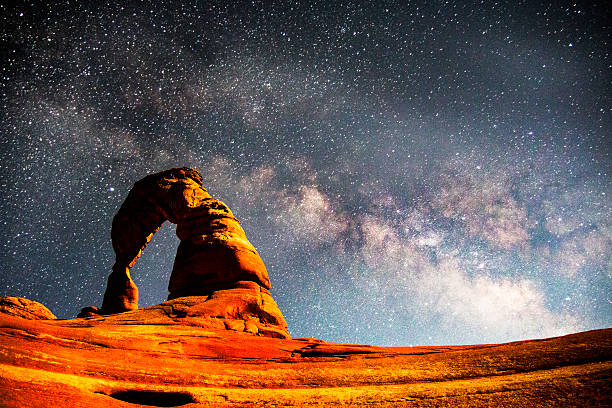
(0, 296), (56, 320)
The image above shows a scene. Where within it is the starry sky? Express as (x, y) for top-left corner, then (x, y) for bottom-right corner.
(1, 1), (610, 346)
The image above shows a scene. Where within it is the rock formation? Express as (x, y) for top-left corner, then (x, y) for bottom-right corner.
(0, 297), (56, 320)
(93, 167), (288, 338)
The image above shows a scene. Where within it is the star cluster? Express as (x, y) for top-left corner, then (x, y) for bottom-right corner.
(1, 1), (610, 346)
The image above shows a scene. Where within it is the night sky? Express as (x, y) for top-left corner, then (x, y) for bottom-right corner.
(1, 1), (610, 346)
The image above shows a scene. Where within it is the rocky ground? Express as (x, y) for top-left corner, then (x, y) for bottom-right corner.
(0, 297), (610, 407)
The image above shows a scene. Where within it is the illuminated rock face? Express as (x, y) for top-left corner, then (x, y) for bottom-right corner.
(98, 167), (287, 337)
(0, 309), (610, 407)
(0, 297), (56, 320)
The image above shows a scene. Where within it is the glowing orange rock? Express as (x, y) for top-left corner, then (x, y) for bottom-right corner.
(98, 167), (287, 337)
(0, 297), (56, 320)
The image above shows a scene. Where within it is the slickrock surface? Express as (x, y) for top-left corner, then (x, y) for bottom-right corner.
(0, 302), (610, 407)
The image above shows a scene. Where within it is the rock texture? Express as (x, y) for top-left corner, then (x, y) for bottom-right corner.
(95, 282), (289, 339)
(95, 167), (288, 337)
(0, 296), (56, 320)
(0, 305), (610, 407)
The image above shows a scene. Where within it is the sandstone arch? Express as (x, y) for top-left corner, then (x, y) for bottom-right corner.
(100, 167), (273, 314)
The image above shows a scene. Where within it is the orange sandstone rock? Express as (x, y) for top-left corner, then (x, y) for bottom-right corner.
(0, 296), (56, 320)
(96, 167), (287, 337)
(0, 307), (610, 407)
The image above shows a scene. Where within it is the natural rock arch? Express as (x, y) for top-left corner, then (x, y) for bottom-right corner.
(100, 167), (273, 314)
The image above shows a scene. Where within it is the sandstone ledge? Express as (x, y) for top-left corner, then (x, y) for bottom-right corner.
(80, 281), (289, 339)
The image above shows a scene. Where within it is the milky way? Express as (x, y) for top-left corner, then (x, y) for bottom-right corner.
(1, 1), (610, 346)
